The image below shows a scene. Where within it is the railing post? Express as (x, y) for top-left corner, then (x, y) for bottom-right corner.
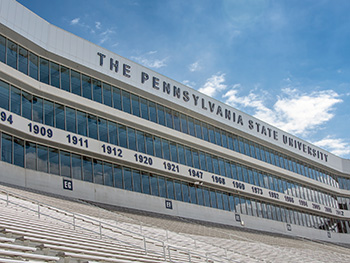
(166, 229), (169, 242)
(6, 192), (9, 206)
(143, 236), (147, 254)
(206, 252), (208, 262)
(99, 221), (102, 239)
(73, 214), (76, 230)
(168, 246), (172, 262)
(37, 204), (40, 219)
(188, 251), (191, 262)
(194, 239), (197, 248)
(225, 248), (228, 257)
(162, 242), (166, 260)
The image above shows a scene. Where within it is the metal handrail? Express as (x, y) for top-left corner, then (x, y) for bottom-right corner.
(0, 187), (228, 262)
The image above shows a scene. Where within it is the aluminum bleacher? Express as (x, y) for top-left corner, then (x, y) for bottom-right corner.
(0, 183), (350, 263)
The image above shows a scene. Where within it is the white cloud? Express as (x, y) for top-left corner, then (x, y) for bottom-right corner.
(189, 61), (201, 72)
(313, 137), (350, 157)
(95, 21), (101, 29)
(182, 80), (196, 88)
(70, 18), (80, 25)
(223, 85), (342, 136)
(131, 52), (168, 69)
(99, 29), (115, 45)
(198, 73), (227, 97)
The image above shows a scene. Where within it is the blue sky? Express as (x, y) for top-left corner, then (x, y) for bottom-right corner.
(18, 0), (350, 159)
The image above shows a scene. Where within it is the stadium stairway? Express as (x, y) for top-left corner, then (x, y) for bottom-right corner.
(1, 183), (350, 262)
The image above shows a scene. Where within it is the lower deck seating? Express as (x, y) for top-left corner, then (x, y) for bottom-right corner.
(0, 183), (350, 263)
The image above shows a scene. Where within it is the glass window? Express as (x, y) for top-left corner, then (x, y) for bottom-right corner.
(13, 137), (24, 167)
(157, 105), (165, 126)
(98, 118), (108, 143)
(44, 100), (54, 127)
(216, 191), (224, 210)
(37, 145), (48, 173)
(6, 40), (17, 69)
(170, 142), (178, 163)
(60, 66), (70, 92)
(149, 101), (157, 123)
(82, 74), (92, 100)
(140, 98), (149, 120)
(210, 190), (217, 208)
(118, 124), (127, 148)
(222, 132), (228, 148)
(102, 83), (112, 107)
(192, 150), (200, 169)
(154, 136), (162, 158)
(82, 156), (93, 182)
(131, 94), (140, 117)
(142, 172), (150, 194)
(60, 151), (71, 178)
(71, 70), (81, 96)
(122, 90), (131, 114)
(188, 117), (195, 136)
(18, 46), (28, 75)
(55, 103), (65, 130)
(88, 114), (98, 139)
(182, 183), (190, 203)
(197, 152), (206, 171)
(0, 35), (5, 63)
(165, 107), (173, 129)
(158, 177), (167, 198)
(219, 159), (225, 177)
(65, 107), (76, 133)
(25, 142), (36, 170)
(113, 164), (123, 188)
(197, 187), (204, 206)
(174, 180), (183, 201)
(10, 86), (21, 115)
(173, 111), (180, 131)
(212, 157), (220, 175)
(136, 131), (146, 153)
(93, 160), (103, 185)
(190, 185), (197, 204)
(29, 52), (38, 80)
(150, 174), (159, 196)
(203, 188), (211, 207)
(1, 133), (12, 164)
(123, 168), (132, 191)
(185, 147), (193, 167)
(162, 139), (170, 160)
(39, 58), (49, 84)
(132, 169), (142, 193)
(194, 120), (202, 139)
(206, 154), (213, 173)
(178, 144), (186, 165)
(145, 134), (154, 156)
(71, 153), (82, 180)
(0, 80), (9, 110)
(32, 96), (43, 123)
(112, 87), (122, 110)
(180, 114), (188, 134)
(77, 110), (87, 136)
(127, 128), (137, 151)
(50, 62), (60, 88)
(49, 148), (59, 175)
(104, 162), (113, 186)
(231, 163), (237, 180)
(215, 129), (222, 146)
(92, 79), (102, 103)
(202, 123), (209, 141)
(208, 125), (215, 144)
(108, 121), (118, 145)
(166, 179), (175, 199)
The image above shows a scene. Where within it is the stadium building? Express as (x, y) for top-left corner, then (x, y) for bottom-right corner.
(0, 0), (349, 245)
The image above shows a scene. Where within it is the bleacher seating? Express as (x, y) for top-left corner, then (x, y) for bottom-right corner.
(0, 183), (350, 262)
